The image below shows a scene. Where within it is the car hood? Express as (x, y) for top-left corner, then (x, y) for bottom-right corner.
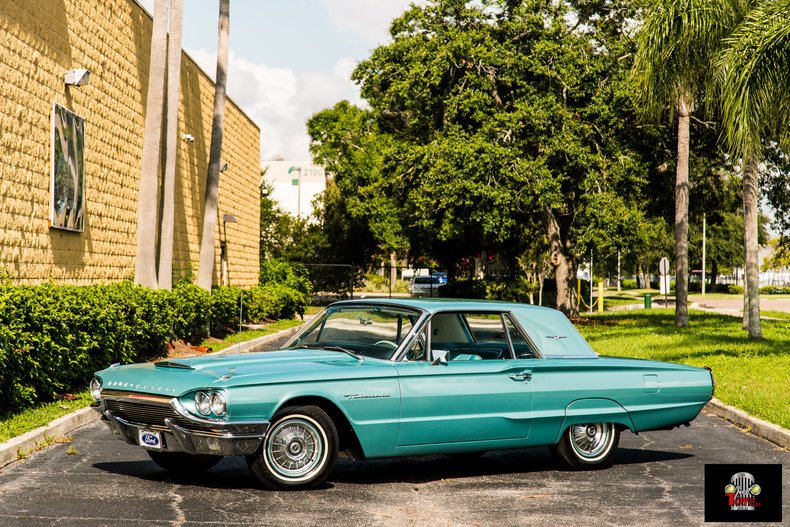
(96, 349), (394, 396)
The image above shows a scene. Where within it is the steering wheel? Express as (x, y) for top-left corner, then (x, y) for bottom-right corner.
(374, 340), (398, 349)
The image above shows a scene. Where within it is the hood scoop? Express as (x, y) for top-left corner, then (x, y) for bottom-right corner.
(154, 360), (195, 370)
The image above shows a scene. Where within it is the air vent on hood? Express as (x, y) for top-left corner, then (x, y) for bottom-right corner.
(154, 360), (194, 370)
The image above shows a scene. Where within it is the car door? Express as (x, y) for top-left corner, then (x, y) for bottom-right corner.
(395, 312), (535, 446)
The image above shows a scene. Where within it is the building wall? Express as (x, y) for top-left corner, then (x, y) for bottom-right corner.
(0, 0), (260, 286)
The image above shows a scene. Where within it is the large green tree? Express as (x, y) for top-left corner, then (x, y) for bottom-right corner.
(334, 0), (667, 315)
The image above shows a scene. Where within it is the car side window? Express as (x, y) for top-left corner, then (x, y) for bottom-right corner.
(504, 315), (537, 359)
(430, 312), (513, 360)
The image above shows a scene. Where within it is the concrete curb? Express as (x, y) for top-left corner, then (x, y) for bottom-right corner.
(213, 317), (312, 355)
(0, 406), (100, 470)
(704, 397), (790, 449)
(0, 321), (312, 471)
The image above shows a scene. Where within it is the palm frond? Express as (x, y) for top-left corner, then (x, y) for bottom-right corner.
(718, 0), (790, 160)
(632, 0), (747, 121)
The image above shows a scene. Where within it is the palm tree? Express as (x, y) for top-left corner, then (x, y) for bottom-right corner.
(197, 0), (230, 291)
(717, 0), (790, 338)
(157, 0), (184, 291)
(135, 0), (169, 288)
(632, 0), (746, 327)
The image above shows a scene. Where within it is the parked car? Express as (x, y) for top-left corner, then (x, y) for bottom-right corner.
(91, 299), (714, 490)
(411, 275), (442, 296)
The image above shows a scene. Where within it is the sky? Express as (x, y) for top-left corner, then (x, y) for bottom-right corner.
(137, 0), (413, 162)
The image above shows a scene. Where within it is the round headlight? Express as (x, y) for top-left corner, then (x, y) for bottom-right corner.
(195, 391), (211, 415)
(89, 377), (102, 401)
(210, 392), (226, 416)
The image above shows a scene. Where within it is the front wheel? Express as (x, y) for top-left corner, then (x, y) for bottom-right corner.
(552, 422), (619, 470)
(247, 405), (338, 490)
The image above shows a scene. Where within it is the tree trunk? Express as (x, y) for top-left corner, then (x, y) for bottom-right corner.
(135, 0), (169, 288)
(157, 0), (184, 291)
(197, 0), (230, 291)
(710, 260), (718, 291)
(674, 97), (691, 327)
(742, 157), (762, 338)
(543, 206), (577, 317)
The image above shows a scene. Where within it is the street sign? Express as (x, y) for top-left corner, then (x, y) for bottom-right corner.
(658, 257), (671, 298)
(659, 257), (670, 276)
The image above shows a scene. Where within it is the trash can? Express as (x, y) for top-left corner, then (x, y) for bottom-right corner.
(644, 294), (652, 309)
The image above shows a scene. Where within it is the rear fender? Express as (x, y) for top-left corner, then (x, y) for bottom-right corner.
(555, 398), (635, 444)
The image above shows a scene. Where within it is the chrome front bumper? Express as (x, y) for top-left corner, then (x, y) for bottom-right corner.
(93, 391), (269, 457)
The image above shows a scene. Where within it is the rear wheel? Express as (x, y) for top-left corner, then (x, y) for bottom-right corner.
(247, 405), (338, 490)
(147, 451), (222, 474)
(552, 422), (619, 470)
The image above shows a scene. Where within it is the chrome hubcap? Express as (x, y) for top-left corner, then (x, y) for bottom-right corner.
(570, 422), (613, 460)
(265, 417), (325, 480)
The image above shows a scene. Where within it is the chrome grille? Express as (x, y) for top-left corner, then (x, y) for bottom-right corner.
(104, 397), (221, 434)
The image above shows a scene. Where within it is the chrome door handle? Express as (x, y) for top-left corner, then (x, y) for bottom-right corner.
(509, 372), (532, 382)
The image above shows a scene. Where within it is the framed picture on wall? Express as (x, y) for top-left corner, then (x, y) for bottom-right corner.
(50, 102), (85, 232)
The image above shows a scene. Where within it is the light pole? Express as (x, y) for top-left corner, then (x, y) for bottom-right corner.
(222, 213), (237, 286)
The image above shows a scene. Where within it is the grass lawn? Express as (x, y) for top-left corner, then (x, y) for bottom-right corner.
(576, 309), (790, 430)
(0, 391), (93, 443)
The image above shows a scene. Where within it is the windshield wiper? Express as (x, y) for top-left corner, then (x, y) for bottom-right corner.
(297, 344), (364, 363)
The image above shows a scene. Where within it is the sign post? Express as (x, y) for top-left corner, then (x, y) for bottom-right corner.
(659, 257), (670, 308)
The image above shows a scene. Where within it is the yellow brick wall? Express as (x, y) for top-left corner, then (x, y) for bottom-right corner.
(0, 0), (261, 287)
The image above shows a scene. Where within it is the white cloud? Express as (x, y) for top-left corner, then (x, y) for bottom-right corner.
(320, 0), (415, 44)
(187, 49), (364, 161)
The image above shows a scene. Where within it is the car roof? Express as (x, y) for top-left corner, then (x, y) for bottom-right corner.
(330, 297), (556, 315)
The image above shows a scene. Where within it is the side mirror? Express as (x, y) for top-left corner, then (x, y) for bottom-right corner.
(431, 349), (449, 366)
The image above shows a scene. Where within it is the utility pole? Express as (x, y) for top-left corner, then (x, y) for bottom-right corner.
(702, 213), (706, 297)
(589, 251), (594, 314)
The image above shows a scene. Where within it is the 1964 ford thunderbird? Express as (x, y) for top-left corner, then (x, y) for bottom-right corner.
(91, 299), (714, 490)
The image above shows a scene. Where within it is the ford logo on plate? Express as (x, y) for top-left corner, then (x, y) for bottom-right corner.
(141, 432), (160, 447)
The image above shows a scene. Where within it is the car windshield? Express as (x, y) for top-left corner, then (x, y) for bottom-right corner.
(282, 305), (422, 360)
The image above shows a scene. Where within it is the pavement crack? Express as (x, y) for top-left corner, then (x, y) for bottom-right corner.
(169, 485), (186, 527)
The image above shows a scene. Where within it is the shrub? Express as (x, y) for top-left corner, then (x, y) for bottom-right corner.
(259, 259), (312, 297)
(759, 285), (790, 295)
(0, 282), (175, 413)
(170, 282), (211, 341)
(0, 279), (312, 415)
(209, 286), (243, 337)
(621, 279), (638, 289)
(727, 284), (744, 295)
(246, 283), (310, 322)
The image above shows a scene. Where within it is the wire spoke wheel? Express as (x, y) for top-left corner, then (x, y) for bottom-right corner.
(569, 423), (613, 460)
(247, 405), (338, 490)
(266, 418), (324, 479)
(553, 421), (619, 470)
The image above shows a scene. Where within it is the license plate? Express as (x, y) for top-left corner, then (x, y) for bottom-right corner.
(138, 429), (162, 450)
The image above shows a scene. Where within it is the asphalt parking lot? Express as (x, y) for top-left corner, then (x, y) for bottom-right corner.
(0, 411), (787, 527)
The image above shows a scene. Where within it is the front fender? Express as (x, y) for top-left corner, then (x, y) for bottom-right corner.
(555, 398), (635, 444)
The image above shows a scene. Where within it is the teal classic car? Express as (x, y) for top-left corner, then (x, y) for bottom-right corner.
(91, 299), (714, 490)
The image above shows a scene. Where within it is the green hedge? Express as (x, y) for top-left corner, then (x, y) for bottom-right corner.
(621, 279), (638, 289)
(759, 285), (790, 295)
(0, 280), (311, 414)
